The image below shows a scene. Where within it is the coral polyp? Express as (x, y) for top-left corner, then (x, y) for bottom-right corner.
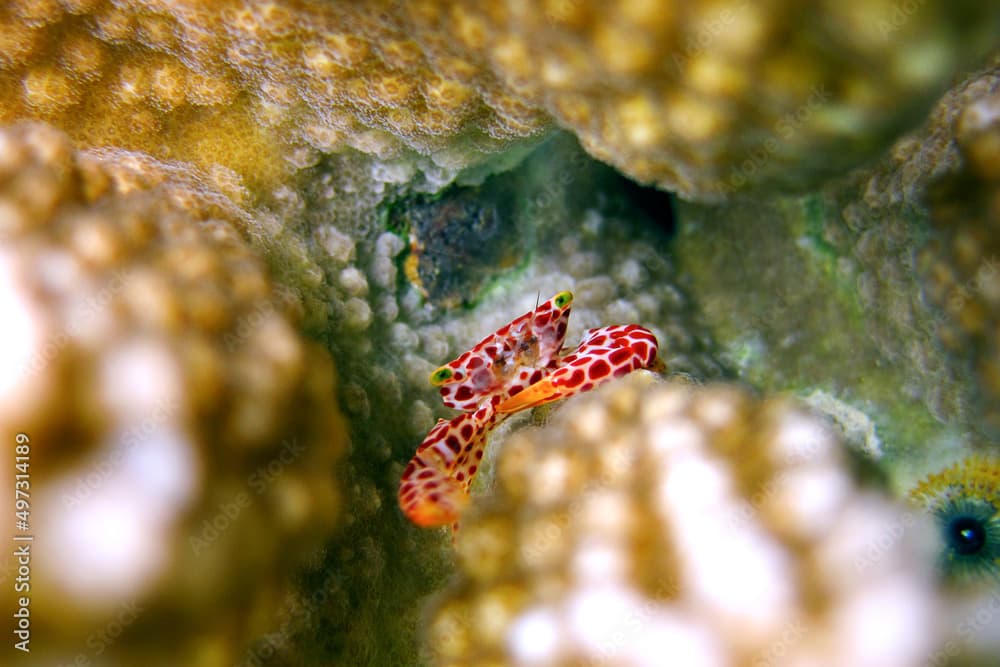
(909, 455), (1000, 582)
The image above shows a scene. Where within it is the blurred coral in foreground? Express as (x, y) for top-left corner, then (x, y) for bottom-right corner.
(427, 374), (944, 666)
(1, 1), (999, 665)
(0, 0), (548, 196)
(0, 123), (345, 664)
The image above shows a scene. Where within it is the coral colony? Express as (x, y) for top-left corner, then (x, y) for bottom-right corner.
(0, 2), (998, 665)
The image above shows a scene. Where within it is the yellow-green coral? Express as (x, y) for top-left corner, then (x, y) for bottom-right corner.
(0, 122), (346, 665)
(921, 80), (1000, 435)
(427, 373), (943, 666)
(0, 0), (549, 197)
(407, 0), (1000, 197)
(458, 0), (1000, 198)
(2, 2), (997, 200)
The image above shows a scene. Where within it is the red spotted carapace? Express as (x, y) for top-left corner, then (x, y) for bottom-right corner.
(398, 291), (659, 528)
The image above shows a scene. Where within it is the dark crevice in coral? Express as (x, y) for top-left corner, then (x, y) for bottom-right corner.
(385, 178), (527, 310)
(613, 174), (678, 237)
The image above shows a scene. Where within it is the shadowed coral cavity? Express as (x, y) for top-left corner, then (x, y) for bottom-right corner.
(387, 176), (527, 308)
(269, 132), (727, 667)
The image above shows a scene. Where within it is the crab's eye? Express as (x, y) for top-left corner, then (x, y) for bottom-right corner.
(554, 290), (573, 309)
(429, 366), (454, 386)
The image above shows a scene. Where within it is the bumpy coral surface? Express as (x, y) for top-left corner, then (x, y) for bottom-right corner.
(2, 2), (997, 201)
(672, 193), (970, 485)
(0, 0), (549, 197)
(920, 75), (1000, 435)
(426, 374), (944, 666)
(256, 133), (724, 666)
(451, 0), (1000, 198)
(2, 6), (998, 661)
(0, 123), (345, 664)
(671, 60), (1000, 494)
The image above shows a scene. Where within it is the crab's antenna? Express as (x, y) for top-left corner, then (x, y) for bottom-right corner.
(531, 290), (541, 333)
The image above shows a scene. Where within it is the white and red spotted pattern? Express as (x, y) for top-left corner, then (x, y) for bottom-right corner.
(497, 324), (659, 414)
(431, 291), (574, 411)
(399, 292), (659, 529)
(397, 404), (499, 527)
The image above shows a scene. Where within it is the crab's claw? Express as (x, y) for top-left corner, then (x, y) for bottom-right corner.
(496, 375), (565, 414)
(398, 406), (498, 527)
(398, 471), (469, 527)
(497, 324), (659, 414)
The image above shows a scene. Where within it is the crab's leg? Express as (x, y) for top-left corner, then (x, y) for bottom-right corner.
(429, 290), (575, 411)
(497, 324), (660, 414)
(398, 403), (499, 527)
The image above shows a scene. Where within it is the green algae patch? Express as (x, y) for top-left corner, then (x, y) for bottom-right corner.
(675, 193), (962, 487)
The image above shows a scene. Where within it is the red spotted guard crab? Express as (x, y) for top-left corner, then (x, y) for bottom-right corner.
(398, 291), (660, 528)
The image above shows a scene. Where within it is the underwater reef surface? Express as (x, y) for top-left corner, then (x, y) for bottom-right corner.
(674, 58), (1000, 492)
(922, 68), (1000, 438)
(2, 0), (1000, 200)
(427, 373), (946, 667)
(280, 132), (726, 667)
(0, 2), (999, 666)
(0, 123), (345, 665)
